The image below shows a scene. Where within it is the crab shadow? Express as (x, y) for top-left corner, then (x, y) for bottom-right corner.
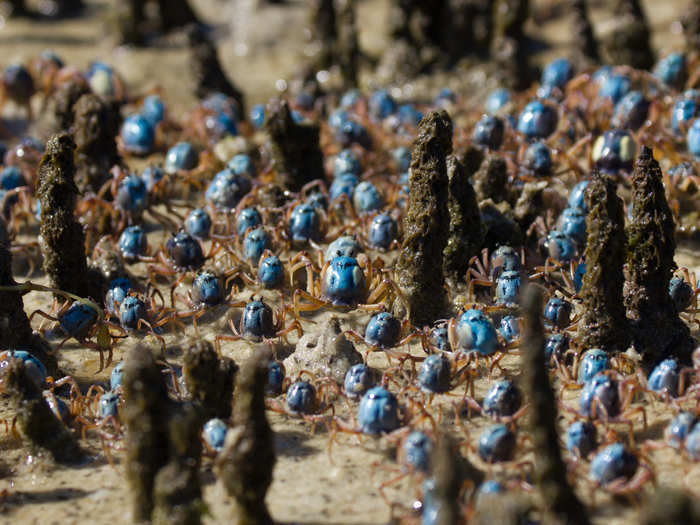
(633, 416), (670, 442)
(2, 487), (90, 506)
(0, 116), (29, 139)
(278, 522), (377, 525)
(0, 33), (95, 46)
(274, 429), (317, 458)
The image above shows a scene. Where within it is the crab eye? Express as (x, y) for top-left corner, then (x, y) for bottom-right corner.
(352, 265), (363, 284)
(618, 136), (634, 162)
(591, 135), (605, 162)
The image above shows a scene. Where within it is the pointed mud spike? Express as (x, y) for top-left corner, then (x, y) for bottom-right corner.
(578, 170), (629, 353)
(490, 0), (533, 90)
(682, 0), (700, 54)
(3, 358), (84, 463)
(308, 0), (337, 71)
(443, 151), (485, 283)
(73, 93), (122, 193)
(216, 352), (276, 525)
(474, 153), (508, 204)
(625, 146), (694, 369)
(152, 402), (204, 525)
(264, 97), (324, 192)
(112, 0), (147, 46)
(47, 80), (90, 134)
(0, 219), (33, 349)
(571, 0), (599, 64)
(123, 345), (170, 522)
(37, 133), (90, 299)
(602, 0), (655, 70)
(336, 0), (359, 88)
(183, 339), (237, 422)
(521, 285), (590, 525)
(395, 110), (452, 327)
(641, 487), (700, 525)
(422, 433), (463, 525)
(157, 0), (202, 32)
(187, 24), (246, 118)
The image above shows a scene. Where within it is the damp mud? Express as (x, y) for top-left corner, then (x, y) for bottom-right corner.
(1, 226), (698, 525)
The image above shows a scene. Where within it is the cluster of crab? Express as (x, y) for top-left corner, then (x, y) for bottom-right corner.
(0, 44), (700, 521)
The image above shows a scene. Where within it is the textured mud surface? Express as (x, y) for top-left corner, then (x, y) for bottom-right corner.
(0, 1), (698, 525)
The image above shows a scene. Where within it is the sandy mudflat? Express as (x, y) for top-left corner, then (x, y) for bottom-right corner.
(0, 1), (698, 524)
